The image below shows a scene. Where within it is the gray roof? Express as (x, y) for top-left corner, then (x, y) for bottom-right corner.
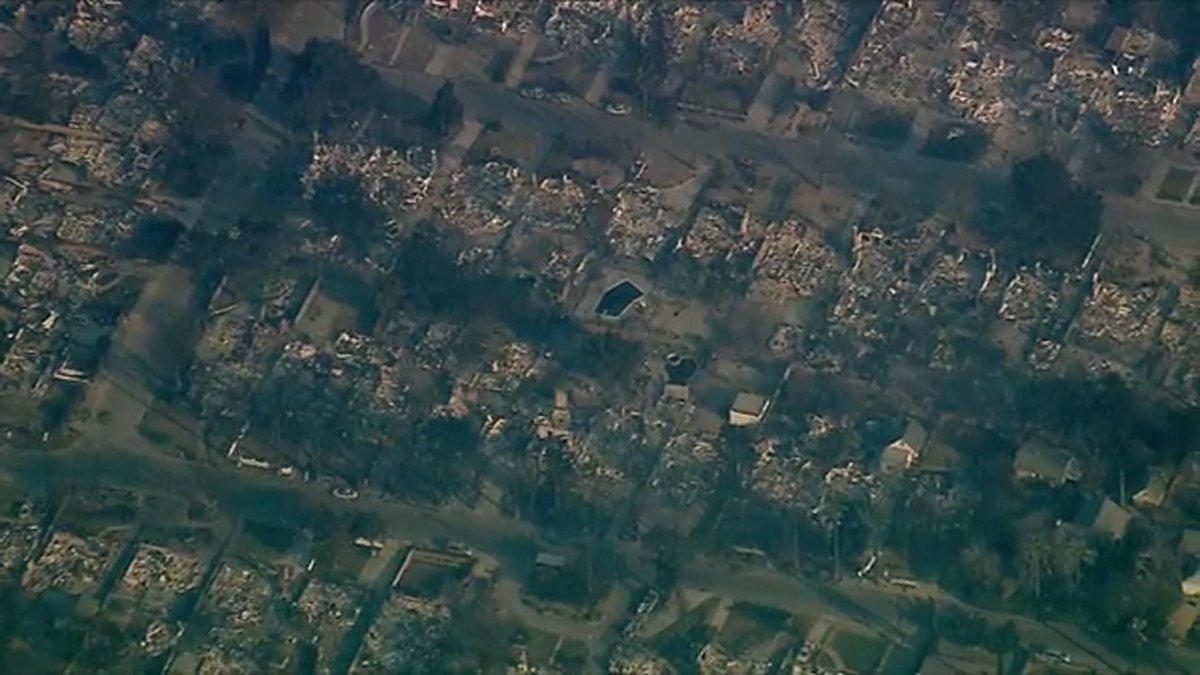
(895, 420), (928, 451)
(1182, 530), (1200, 557)
(1014, 439), (1080, 482)
(731, 392), (769, 416)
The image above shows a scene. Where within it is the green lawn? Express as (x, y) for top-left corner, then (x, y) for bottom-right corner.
(790, 612), (816, 640)
(830, 629), (889, 674)
(649, 595), (721, 648)
(717, 603), (789, 656)
(554, 639), (588, 670)
(524, 629), (561, 666)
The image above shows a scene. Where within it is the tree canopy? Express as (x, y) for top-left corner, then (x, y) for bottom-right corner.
(995, 154), (1102, 264)
(427, 81), (464, 140)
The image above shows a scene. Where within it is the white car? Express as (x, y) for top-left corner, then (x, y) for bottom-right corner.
(1043, 649), (1071, 664)
(331, 487), (359, 501)
(798, 643), (815, 663)
(605, 101), (631, 116)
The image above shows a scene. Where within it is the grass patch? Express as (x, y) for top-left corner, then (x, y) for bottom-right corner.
(878, 644), (920, 675)
(649, 596), (721, 648)
(0, 394), (41, 428)
(243, 520), (297, 554)
(137, 426), (171, 447)
(790, 612), (816, 640)
(524, 628), (560, 666)
(554, 639), (588, 670)
(830, 629), (888, 674)
(815, 649), (838, 670)
(717, 603), (790, 655)
(312, 538), (373, 583)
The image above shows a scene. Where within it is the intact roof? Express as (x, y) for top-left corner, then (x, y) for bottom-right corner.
(1078, 496), (1132, 539)
(731, 392), (769, 415)
(894, 419), (928, 451)
(1014, 439), (1078, 479)
(535, 552), (568, 568)
(1168, 598), (1200, 640)
(1182, 529), (1200, 557)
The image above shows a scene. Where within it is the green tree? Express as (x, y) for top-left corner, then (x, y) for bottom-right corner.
(993, 154), (1102, 264)
(427, 81), (464, 140)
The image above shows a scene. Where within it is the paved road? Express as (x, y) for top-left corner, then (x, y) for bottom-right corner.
(366, 29), (1200, 259)
(7, 445), (1191, 674)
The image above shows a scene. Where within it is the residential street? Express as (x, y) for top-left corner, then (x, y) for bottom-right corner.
(6, 445), (1197, 674)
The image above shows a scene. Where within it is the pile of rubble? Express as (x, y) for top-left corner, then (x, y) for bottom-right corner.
(64, 0), (132, 58)
(845, 0), (927, 101)
(607, 184), (675, 259)
(140, 618), (181, 655)
(194, 642), (263, 675)
(564, 434), (628, 491)
(609, 647), (673, 675)
(1036, 26), (1075, 54)
(1047, 46), (1181, 147)
(0, 524), (39, 575)
(23, 531), (117, 594)
(914, 250), (980, 316)
(1161, 286), (1200, 353)
(1075, 278), (1162, 344)
(298, 580), (360, 632)
(470, 0), (539, 35)
(522, 174), (592, 232)
(206, 561), (275, 628)
(704, 0), (781, 76)
(680, 203), (760, 264)
(750, 437), (814, 511)
(303, 143), (434, 214)
(121, 544), (202, 598)
(197, 313), (255, 362)
(53, 101), (152, 189)
(791, 0), (857, 91)
(544, 0), (620, 54)
(998, 266), (1060, 323)
(437, 160), (525, 239)
(830, 229), (909, 339)
(749, 221), (842, 303)
(327, 332), (408, 415)
(414, 322), (460, 370)
(947, 52), (1012, 125)
(125, 34), (189, 100)
(470, 341), (539, 392)
(356, 596), (450, 674)
(663, 3), (707, 65)
(419, 0), (472, 22)
(768, 324), (805, 360)
(1027, 338), (1062, 371)
(649, 433), (719, 507)
(1096, 80), (1181, 148)
(542, 246), (586, 287)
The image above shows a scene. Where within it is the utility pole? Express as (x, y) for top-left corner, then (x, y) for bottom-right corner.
(832, 519), (841, 581)
(585, 536), (594, 600)
(792, 513), (800, 570)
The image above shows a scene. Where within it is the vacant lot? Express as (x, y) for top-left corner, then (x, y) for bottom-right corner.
(1156, 166), (1197, 202)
